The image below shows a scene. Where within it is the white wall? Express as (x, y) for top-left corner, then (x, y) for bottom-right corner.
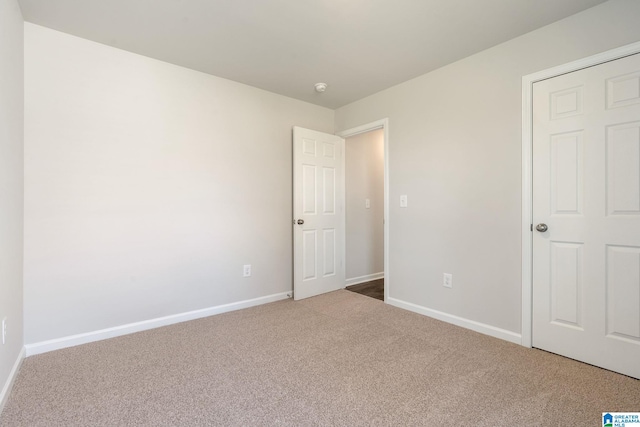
(24, 23), (334, 345)
(335, 0), (640, 336)
(345, 130), (384, 282)
(0, 0), (24, 411)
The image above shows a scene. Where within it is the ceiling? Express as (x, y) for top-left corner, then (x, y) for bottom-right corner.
(18, 0), (607, 109)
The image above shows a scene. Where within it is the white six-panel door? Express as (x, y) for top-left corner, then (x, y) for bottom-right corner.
(532, 53), (640, 379)
(293, 127), (345, 300)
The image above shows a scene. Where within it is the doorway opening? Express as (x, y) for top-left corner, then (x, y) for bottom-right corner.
(343, 129), (384, 300)
(337, 120), (389, 302)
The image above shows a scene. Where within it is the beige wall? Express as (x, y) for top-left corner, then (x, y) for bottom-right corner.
(24, 23), (334, 345)
(345, 130), (384, 282)
(18, 0), (640, 353)
(335, 0), (640, 336)
(0, 0), (24, 410)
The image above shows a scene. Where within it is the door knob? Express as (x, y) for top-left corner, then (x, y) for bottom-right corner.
(297, 219), (304, 225)
(535, 223), (548, 232)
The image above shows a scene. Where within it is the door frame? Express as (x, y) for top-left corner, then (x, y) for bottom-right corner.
(521, 41), (640, 348)
(337, 119), (390, 301)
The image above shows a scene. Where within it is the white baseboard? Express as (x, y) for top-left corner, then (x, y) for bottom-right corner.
(0, 346), (25, 414)
(25, 292), (291, 357)
(387, 297), (522, 345)
(345, 272), (384, 287)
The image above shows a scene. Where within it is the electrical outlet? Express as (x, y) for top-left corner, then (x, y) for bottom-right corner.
(243, 264), (251, 277)
(2, 317), (6, 345)
(443, 273), (453, 288)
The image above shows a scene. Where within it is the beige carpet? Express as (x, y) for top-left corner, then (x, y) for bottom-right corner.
(1, 290), (639, 426)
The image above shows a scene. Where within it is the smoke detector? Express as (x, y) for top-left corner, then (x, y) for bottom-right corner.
(314, 82), (328, 93)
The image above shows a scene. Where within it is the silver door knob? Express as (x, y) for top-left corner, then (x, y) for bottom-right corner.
(535, 223), (548, 232)
(297, 219), (304, 225)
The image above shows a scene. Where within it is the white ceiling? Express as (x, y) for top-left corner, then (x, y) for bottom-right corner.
(18, 0), (607, 109)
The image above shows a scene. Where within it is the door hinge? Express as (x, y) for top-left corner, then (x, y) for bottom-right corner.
(530, 224), (533, 232)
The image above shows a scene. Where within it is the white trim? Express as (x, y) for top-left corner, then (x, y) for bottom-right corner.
(25, 292), (290, 356)
(521, 41), (640, 348)
(388, 298), (521, 345)
(337, 120), (385, 138)
(521, 69), (534, 349)
(341, 132), (347, 296)
(0, 346), (25, 414)
(345, 272), (384, 287)
(337, 118), (390, 302)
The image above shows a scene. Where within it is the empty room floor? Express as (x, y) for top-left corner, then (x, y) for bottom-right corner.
(1, 290), (639, 426)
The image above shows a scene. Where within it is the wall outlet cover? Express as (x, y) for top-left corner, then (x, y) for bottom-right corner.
(443, 273), (453, 288)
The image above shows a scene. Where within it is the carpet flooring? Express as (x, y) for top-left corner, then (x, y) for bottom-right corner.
(345, 279), (384, 301)
(1, 290), (639, 426)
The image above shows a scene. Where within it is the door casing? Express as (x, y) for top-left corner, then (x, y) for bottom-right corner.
(337, 119), (390, 302)
(521, 40), (640, 348)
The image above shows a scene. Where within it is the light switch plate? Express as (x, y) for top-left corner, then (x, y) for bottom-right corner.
(365, 198), (371, 209)
(400, 195), (408, 208)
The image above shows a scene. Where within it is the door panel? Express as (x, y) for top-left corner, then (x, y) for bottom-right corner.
(550, 241), (583, 329)
(293, 127), (344, 300)
(302, 230), (317, 281)
(606, 245), (640, 342)
(533, 53), (640, 379)
(550, 131), (584, 215)
(322, 229), (336, 277)
(607, 122), (640, 215)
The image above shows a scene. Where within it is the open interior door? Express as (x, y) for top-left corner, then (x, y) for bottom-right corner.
(293, 126), (345, 300)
